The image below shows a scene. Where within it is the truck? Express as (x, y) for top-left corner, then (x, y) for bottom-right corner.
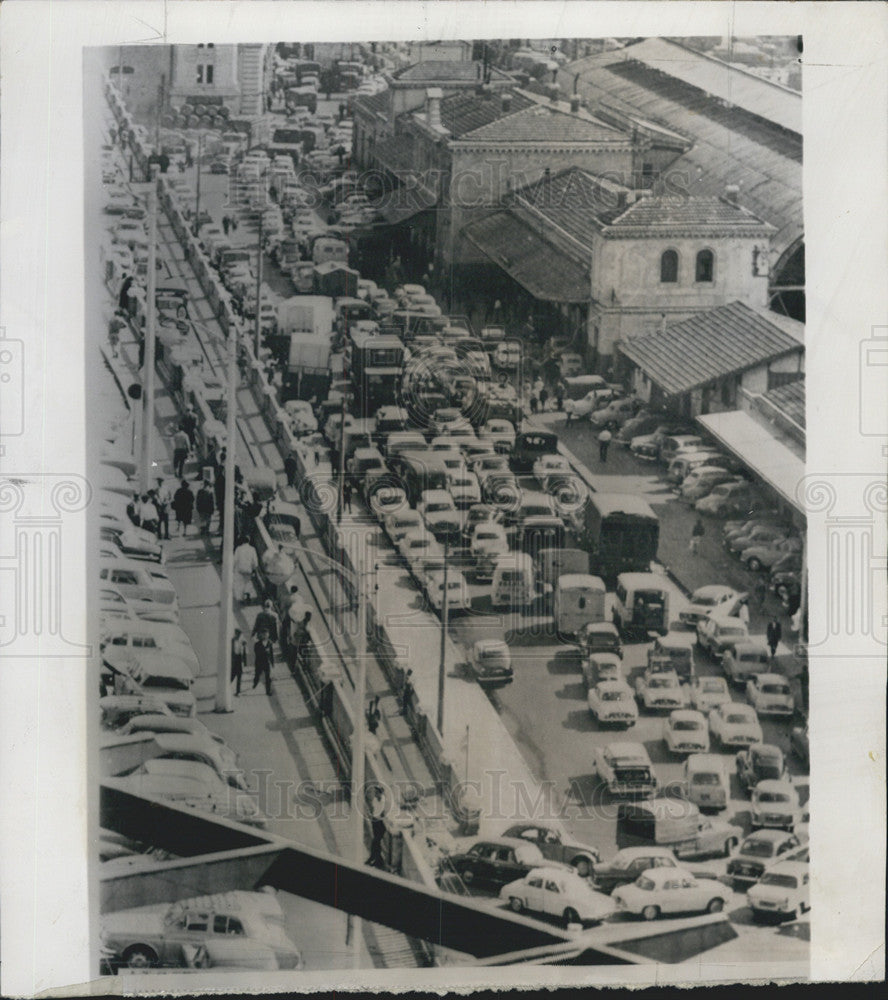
(580, 492), (659, 579)
(276, 296), (335, 402)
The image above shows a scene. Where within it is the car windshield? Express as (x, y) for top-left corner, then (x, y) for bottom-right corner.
(694, 595), (722, 606)
(741, 841), (775, 858)
(702, 680), (724, 692)
(427, 503), (452, 513)
(762, 683), (790, 695)
(635, 876), (656, 890)
(673, 719), (702, 731)
(475, 531), (499, 541)
(692, 773), (720, 785)
(756, 791), (791, 804)
(649, 677), (672, 688)
(719, 627), (746, 637)
(760, 873), (798, 888)
(602, 690), (624, 702)
(727, 712), (753, 724)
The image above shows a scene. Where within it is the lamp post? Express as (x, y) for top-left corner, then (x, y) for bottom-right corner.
(215, 326), (238, 714)
(139, 181), (158, 492)
(192, 132), (204, 236)
(437, 538), (449, 734)
(254, 213), (264, 358)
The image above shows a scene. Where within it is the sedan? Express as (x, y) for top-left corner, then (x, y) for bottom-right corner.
(446, 470), (481, 510)
(495, 822), (600, 876)
(746, 673), (795, 716)
(612, 868), (731, 921)
(727, 525), (789, 556)
(679, 585), (744, 626)
(368, 483), (408, 520)
(740, 535), (803, 573)
(750, 780), (803, 831)
(445, 838), (547, 892)
(747, 861), (810, 921)
(423, 567), (471, 613)
(480, 419), (516, 453)
(429, 407), (472, 437)
(688, 675), (731, 713)
(588, 681), (638, 728)
(736, 743), (788, 793)
(466, 639), (513, 688)
(709, 702), (763, 748)
(100, 523), (163, 563)
(396, 527), (444, 567)
(500, 868), (615, 927)
(533, 454), (572, 491)
(384, 509), (422, 544)
(696, 615), (749, 660)
(727, 830), (804, 887)
(469, 522), (509, 581)
(663, 710), (710, 754)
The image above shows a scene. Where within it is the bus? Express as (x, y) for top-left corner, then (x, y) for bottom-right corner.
(348, 327), (404, 416)
(580, 492), (659, 580)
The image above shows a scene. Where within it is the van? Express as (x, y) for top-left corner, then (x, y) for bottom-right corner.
(683, 754), (731, 811)
(491, 552), (538, 611)
(563, 375), (607, 401)
(511, 431), (559, 475)
(612, 572), (670, 637)
(667, 450), (725, 485)
(502, 489), (556, 528)
(555, 574), (606, 638)
(349, 446), (386, 480)
(660, 434), (704, 465)
(394, 452), (450, 506)
(375, 406), (410, 438)
(647, 631), (695, 680)
(384, 430), (427, 459)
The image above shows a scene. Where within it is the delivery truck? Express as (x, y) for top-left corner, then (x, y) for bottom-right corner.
(276, 296), (335, 402)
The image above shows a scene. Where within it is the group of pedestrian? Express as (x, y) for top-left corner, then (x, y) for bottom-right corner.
(125, 479), (172, 540)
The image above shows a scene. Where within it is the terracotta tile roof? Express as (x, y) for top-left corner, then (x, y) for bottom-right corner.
(604, 194), (772, 232)
(459, 103), (625, 144)
(394, 61), (510, 83)
(352, 90), (390, 118)
(617, 301), (803, 397)
(439, 88), (535, 138)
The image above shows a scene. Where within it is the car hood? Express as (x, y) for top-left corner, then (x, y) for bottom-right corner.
(102, 907), (166, 940)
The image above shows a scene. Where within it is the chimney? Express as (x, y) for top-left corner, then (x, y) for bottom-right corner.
(548, 84), (560, 103)
(724, 184), (740, 205)
(425, 87), (443, 129)
(501, 92), (512, 113)
(570, 95), (581, 113)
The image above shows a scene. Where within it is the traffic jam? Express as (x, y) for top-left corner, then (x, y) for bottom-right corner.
(96, 40), (809, 971)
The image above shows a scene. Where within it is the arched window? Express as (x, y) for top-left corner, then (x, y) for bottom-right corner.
(660, 249), (678, 283)
(696, 249), (714, 283)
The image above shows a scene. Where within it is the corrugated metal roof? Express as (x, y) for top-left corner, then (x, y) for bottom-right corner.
(617, 301), (803, 397)
(762, 378), (805, 430)
(564, 49), (802, 258)
(627, 38), (802, 136)
(462, 211), (591, 303)
(460, 103), (625, 144)
(697, 410), (805, 513)
(439, 88), (535, 137)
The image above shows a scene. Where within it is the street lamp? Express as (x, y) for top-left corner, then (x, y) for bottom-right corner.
(437, 538), (449, 734)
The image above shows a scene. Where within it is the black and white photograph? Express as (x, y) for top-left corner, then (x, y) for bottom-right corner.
(0, 2), (886, 994)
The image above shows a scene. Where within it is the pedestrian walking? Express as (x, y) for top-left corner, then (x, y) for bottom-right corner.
(108, 125), (117, 145)
(555, 380), (565, 412)
(400, 668), (414, 716)
(342, 478), (353, 513)
(597, 426), (613, 462)
(252, 634), (275, 695)
(171, 480), (194, 535)
(231, 629), (248, 695)
(214, 468), (226, 535)
(154, 478), (172, 540)
(234, 537), (260, 603)
(195, 483), (215, 536)
(126, 491), (142, 528)
(689, 516), (705, 555)
(284, 452), (299, 488)
(366, 785), (388, 868)
(366, 695), (381, 736)
(222, 214), (231, 236)
(754, 578), (768, 608)
(539, 385), (550, 411)
(230, 214), (238, 233)
(766, 618), (782, 659)
(253, 600), (280, 645)
(117, 274), (133, 314)
(171, 429), (190, 479)
(139, 493), (159, 535)
(738, 599), (751, 627)
(180, 406), (198, 449)
(107, 312), (126, 358)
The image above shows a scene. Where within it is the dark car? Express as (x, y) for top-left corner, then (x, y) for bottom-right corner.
(736, 744), (788, 794)
(446, 837), (548, 891)
(726, 830), (803, 887)
(498, 823), (601, 877)
(790, 722), (809, 767)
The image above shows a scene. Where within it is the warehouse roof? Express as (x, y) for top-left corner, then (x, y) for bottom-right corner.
(617, 301), (803, 397)
(459, 102), (626, 144)
(438, 88), (535, 137)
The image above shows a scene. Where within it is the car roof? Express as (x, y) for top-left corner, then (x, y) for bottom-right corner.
(656, 631), (695, 650)
(605, 741), (648, 758)
(637, 866), (695, 885)
(597, 680), (630, 692)
(710, 616), (747, 628)
(751, 743), (784, 758)
(691, 584), (736, 600)
(613, 846), (676, 861)
(685, 754), (727, 771)
(744, 829), (793, 843)
(764, 860), (809, 877)
(558, 574), (606, 590)
(752, 673), (789, 684)
(669, 709), (705, 722)
(720, 701), (756, 716)
(753, 779), (795, 793)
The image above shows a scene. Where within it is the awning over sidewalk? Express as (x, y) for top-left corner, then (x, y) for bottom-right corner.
(697, 409), (805, 515)
(462, 211), (591, 303)
(376, 184), (438, 225)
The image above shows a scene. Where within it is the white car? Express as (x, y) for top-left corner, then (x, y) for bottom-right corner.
(424, 566), (471, 613)
(368, 484), (408, 520)
(679, 585), (745, 626)
(709, 702), (763, 748)
(446, 470), (481, 509)
(745, 673), (795, 716)
(612, 867), (731, 920)
(587, 681), (638, 728)
(283, 399), (318, 435)
(663, 710), (710, 754)
(688, 675), (732, 713)
(532, 454), (572, 491)
(480, 419), (516, 453)
(417, 489), (461, 543)
(469, 521), (509, 581)
(696, 615), (750, 660)
(746, 861), (810, 921)
(634, 669), (689, 712)
(99, 559), (179, 614)
(750, 780), (803, 831)
(384, 508), (423, 543)
(100, 584), (180, 626)
(500, 868), (615, 927)
(397, 527), (444, 567)
(493, 340), (522, 370)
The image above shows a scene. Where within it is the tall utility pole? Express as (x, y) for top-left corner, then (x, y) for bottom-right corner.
(254, 214), (264, 357)
(350, 574), (368, 968)
(215, 328), (238, 713)
(155, 75), (164, 153)
(139, 182), (158, 492)
(192, 133), (203, 236)
(437, 538), (449, 733)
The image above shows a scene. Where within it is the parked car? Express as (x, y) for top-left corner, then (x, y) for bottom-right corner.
(750, 779), (803, 831)
(466, 639), (513, 688)
(417, 489), (461, 545)
(423, 565), (471, 613)
(736, 744), (788, 793)
(99, 560), (180, 618)
(696, 615), (749, 660)
(446, 837), (548, 891)
(634, 668), (688, 712)
(495, 822), (601, 876)
(591, 847), (683, 894)
(727, 830), (804, 887)
(480, 419), (516, 453)
(384, 508), (423, 544)
(726, 524), (790, 556)
(617, 412), (666, 446)
(663, 709), (710, 754)
(500, 868), (615, 927)
(588, 680), (638, 728)
(679, 585), (745, 626)
(592, 742), (658, 797)
(533, 453), (573, 491)
(629, 423), (693, 460)
(740, 535), (803, 573)
(790, 721), (809, 767)
(723, 640), (772, 685)
(688, 675), (731, 713)
(709, 702), (763, 748)
(696, 480), (765, 517)
(747, 860), (810, 921)
(101, 890), (302, 970)
(746, 673), (795, 716)
(469, 521), (510, 581)
(461, 503), (501, 544)
(397, 527), (444, 567)
(680, 468), (742, 503)
(446, 470), (481, 510)
(612, 867), (731, 921)
(590, 396), (638, 428)
(683, 754), (731, 811)
(100, 523), (164, 563)
(367, 482), (408, 520)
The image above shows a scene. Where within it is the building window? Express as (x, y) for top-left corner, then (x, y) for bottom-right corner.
(196, 65), (203, 83)
(197, 64), (213, 84)
(206, 64), (214, 84)
(696, 249), (714, 283)
(660, 249), (678, 283)
(720, 377), (737, 407)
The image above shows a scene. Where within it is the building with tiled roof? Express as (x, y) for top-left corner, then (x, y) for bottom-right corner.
(616, 301), (804, 417)
(455, 101), (627, 145)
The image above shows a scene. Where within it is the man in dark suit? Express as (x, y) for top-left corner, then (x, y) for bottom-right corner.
(252, 633), (275, 695)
